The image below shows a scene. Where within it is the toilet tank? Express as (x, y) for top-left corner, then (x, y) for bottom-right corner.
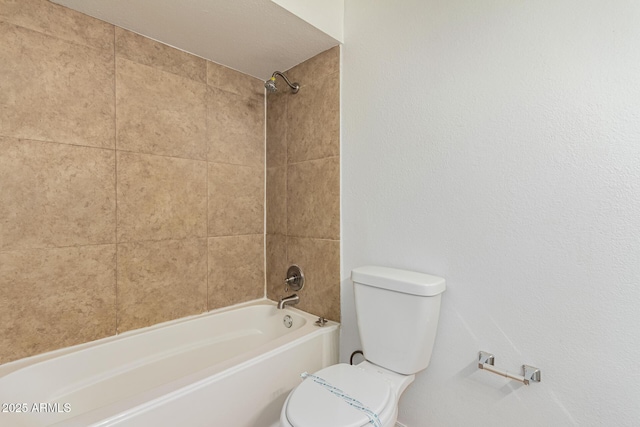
(351, 266), (446, 375)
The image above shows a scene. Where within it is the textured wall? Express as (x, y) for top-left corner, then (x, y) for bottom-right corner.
(342, 0), (640, 425)
(0, 0), (264, 364)
(266, 47), (341, 321)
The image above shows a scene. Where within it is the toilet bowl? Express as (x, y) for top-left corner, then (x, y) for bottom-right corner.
(279, 266), (446, 427)
(280, 361), (414, 427)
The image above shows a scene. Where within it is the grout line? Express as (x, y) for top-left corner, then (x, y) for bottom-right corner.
(0, 236), (231, 255)
(0, 136), (263, 168)
(113, 26), (119, 335)
(263, 87), (268, 300)
(0, 133), (116, 152)
(206, 141), (210, 311)
(285, 236), (340, 242)
(116, 147), (265, 169)
(204, 80), (213, 313)
(0, 242), (118, 255)
(287, 155), (340, 167)
(283, 94), (289, 292)
(206, 235), (210, 312)
(115, 148), (208, 164)
(284, 95), (289, 237)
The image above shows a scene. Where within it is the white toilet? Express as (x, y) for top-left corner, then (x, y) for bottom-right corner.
(280, 265), (446, 427)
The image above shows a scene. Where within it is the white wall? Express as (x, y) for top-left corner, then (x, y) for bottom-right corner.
(341, 0), (640, 425)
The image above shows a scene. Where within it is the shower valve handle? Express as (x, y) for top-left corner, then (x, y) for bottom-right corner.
(284, 265), (305, 292)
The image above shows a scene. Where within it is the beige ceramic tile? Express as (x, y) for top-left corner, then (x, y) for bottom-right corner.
(266, 91), (287, 168)
(208, 235), (264, 310)
(266, 234), (287, 301)
(287, 237), (340, 322)
(0, 136), (115, 251)
(287, 46), (340, 88)
(116, 27), (206, 83)
(207, 87), (264, 166)
(287, 157), (340, 240)
(117, 238), (208, 332)
(117, 152), (207, 242)
(116, 58), (207, 160)
(208, 163), (264, 236)
(266, 166), (286, 235)
(287, 71), (340, 163)
(0, 0), (114, 51)
(0, 245), (116, 364)
(207, 61), (264, 100)
(0, 22), (115, 148)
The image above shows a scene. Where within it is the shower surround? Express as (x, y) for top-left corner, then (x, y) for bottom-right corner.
(0, 0), (264, 364)
(0, 0), (341, 365)
(265, 47), (341, 322)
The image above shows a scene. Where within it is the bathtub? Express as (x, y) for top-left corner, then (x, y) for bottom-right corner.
(0, 299), (339, 427)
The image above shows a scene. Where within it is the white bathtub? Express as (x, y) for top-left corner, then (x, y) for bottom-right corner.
(0, 299), (339, 427)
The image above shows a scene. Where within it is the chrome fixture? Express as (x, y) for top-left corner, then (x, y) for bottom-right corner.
(265, 71), (300, 94)
(277, 294), (300, 309)
(278, 265), (304, 309)
(478, 351), (541, 385)
(284, 265), (304, 292)
(283, 315), (293, 328)
(315, 317), (328, 327)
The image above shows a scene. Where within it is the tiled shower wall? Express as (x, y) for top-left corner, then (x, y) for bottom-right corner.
(266, 47), (341, 321)
(0, 0), (264, 364)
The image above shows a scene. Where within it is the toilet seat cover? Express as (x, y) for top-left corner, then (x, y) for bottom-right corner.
(286, 364), (393, 427)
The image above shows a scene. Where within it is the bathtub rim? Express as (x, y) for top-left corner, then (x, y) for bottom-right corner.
(57, 317), (339, 427)
(0, 298), (338, 378)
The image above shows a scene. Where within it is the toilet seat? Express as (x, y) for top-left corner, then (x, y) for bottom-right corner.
(284, 364), (394, 427)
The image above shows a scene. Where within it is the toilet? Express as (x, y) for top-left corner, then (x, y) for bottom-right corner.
(280, 265), (446, 427)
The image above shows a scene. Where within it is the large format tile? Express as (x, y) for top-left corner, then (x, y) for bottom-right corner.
(207, 87), (264, 166)
(0, 245), (116, 364)
(0, 22), (115, 148)
(116, 27), (206, 83)
(116, 58), (207, 160)
(0, 0), (114, 51)
(117, 152), (207, 242)
(263, 46), (341, 323)
(208, 163), (264, 236)
(0, 136), (115, 251)
(117, 238), (207, 332)
(208, 235), (264, 309)
(287, 237), (340, 322)
(287, 157), (340, 240)
(287, 71), (340, 163)
(286, 46), (340, 88)
(207, 61), (263, 100)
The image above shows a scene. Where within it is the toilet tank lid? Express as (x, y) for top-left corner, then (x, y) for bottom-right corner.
(351, 266), (446, 296)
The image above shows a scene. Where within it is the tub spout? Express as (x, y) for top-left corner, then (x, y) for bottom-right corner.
(277, 294), (299, 309)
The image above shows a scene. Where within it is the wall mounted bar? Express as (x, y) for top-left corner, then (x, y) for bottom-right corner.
(478, 351), (541, 385)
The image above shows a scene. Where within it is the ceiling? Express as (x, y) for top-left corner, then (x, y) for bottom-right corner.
(51, 0), (341, 79)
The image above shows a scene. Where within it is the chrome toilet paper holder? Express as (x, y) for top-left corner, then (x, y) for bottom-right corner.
(478, 351), (541, 385)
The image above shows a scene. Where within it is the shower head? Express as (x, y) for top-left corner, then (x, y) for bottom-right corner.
(264, 71), (300, 94)
(265, 77), (278, 93)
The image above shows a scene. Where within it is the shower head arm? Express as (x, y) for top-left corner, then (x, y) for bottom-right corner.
(271, 71), (300, 94)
